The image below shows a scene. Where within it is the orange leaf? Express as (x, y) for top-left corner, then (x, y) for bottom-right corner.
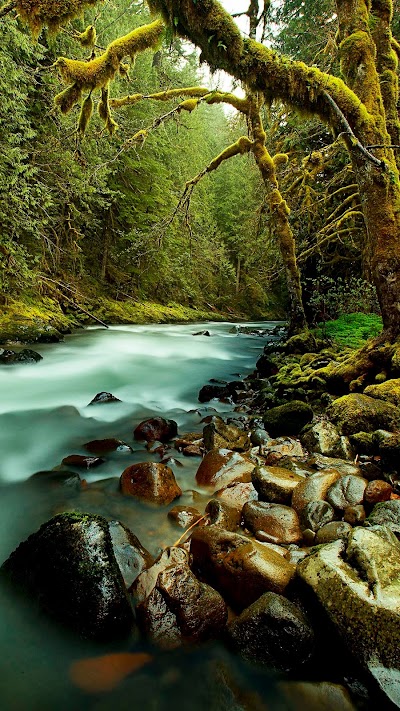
(70, 652), (153, 693)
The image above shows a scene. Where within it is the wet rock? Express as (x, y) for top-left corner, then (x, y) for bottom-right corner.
(291, 469), (342, 514)
(308, 453), (361, 476)
(133, 547), (227, 649)
(300, 500), (335, 532)
(277, 681), (356, 711)
(250, 427), (270, 446)
(366, 499), (400, 534)
(374, 430), (400, 471)
(215, 482), (258, 510)
(328, 393), (400, 435)
(120, 462), (182, 505)
(256, 353), (279, 377)
(298, 526), (400, 706)
(242, 501), (302, 544)
(190, 527), (295, 610)
(315, 521), (352, 544)
(205, 499), (241, 531)
(326, 475), (368, 511)
(301, 419), (353, 460)
(364, 479), (393, 505)
(181, 444), (201, 457)
(264, 437), (305, 459)
(0, 348), (43, 364)
(263, 401), (313, 437)
(198, 384), (229, 403)
(343, 505), (366, 525)
(28, 469), (82, 490)
(195, 449), (254, 490)
(134, 417), (178, 443)
(251, 465), (304, 504)
(108, 521), (153, 588)
(87, 392), (121, 405)
(193, 330), (211, 336)
(84, 438), (133, 455)
(364, 378), (400, 407)
(1, 513), (134, 641)
(203, 416), (250, 452)
(61, 454), (105, 469)
(227, 592), (315, 671)
(160, 456), (184, 468)
(168, 506), (204, 529)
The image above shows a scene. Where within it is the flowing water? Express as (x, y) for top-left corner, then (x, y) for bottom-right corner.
(0, 320), (291, 711)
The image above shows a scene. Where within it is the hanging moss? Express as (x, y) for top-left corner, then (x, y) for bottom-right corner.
(78, 25), (97, 48)
(16, 0), (98, 39)
(272, 153), (289, 169)
(98, 86), (118, 135)
(54, 83), (82, 113)
(78, 93), (93, 135)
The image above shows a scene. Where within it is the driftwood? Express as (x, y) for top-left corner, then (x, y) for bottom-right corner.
(39, 276), (109, 328)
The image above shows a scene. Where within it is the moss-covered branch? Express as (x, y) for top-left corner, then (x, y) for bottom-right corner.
(15, 0), (98, 38)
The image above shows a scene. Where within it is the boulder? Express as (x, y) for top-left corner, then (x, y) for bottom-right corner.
(87, 392), (121, 405)
(84, 438), (133, 454)
(193, 330), (211, 336)
(308, 453), (361, 477)
(108, 521), (153, 589)
(1, 513), (134, 641)
(263, 401), (313, 437)
(328, 394), (400, 435)
(366, 500), (400, 535)
(326, 475), (368, 511)
(256, 353), (279, 377)
(132, 547), (227, 649)
(300, 500), (335, 532)
(364, 480), (393, 505)
(190, 527), (295, 610)
(301, 419), (353, 460)
(215, 481), (258, 510)
(291, 469), (342, 515)
(314, 521), (352, 544)
(203, 416), (250, 452)
(133, 417), (178, 443)
(298, 526), (400, 706)
(263, 437), (305, 459)
(195, 449), (254, 490)
(0, 348), (42, 364)
(120, 462), (182, 505)
(251, 465), (304, 504)
(198, 384), (229, 403)
(205, 498), (241, 531)
(242, 501), (302, 544)
(227, 592), (315, 671)
(364, 378), (400, 407)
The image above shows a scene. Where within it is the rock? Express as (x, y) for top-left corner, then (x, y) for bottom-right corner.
(193, 330), (211, 336)
(242, 501), (302, 544)
(61, 454), (105, 469)
(215, 482), (258, 510)
(277, 682), (356, 711)
(198, 384), (229, 403)
(326, 475), (368, 511)
(84, 438), (133, 454)
(315, 521), (352, 544)
(205, 499), (241, 531)
(195, 449), (254, 490)
(291, 469), (342, 514)
(203, 416), (250, 452)
(343, 505), (366, 525)
(263, 437), (305, 459)
(182, 444), (203, 457)
(300, 500), (335, 532)
(1, 513), (134, 641)
(190, 527), (295, 610)
(364, 378), (400, 407)
(108, 521), (153, 588)
(374, 430), (400, 470)
(0, 348), (43, 364)
(28, 469), (82, 490)
(250, 427), (270, 446)
(174, 433), (203, 450)
(366, 500), (400, 534)
(132, 547), (227, 649)
(298, 526), (400, 706)
(120, 462), (182, 505)
(133, 417), (178, 443)
(227, 592), (314, 671)
(364, 479), (393, 504)
(168, 506), (204, 529)
(263, 401), (313, 437)
(251, 465), (304, 504)
(283, 331), (319, 355)
(87, 392), (121, 405)
(256, 354), (279, 377)
(350, 431), (376, 455)
(308, 453), (362, 477)
(301, 419), (353, 459)
(328, 393), (400, 435)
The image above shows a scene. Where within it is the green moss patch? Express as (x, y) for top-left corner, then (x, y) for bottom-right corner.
(314, 313), (383, 349)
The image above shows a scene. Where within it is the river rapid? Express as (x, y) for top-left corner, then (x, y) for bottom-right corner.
(0, 320), (287, 711)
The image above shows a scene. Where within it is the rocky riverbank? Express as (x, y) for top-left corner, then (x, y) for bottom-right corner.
(2, 327), (400, 709)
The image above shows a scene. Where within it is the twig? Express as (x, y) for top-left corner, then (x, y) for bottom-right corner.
(172, 515), (208, 547)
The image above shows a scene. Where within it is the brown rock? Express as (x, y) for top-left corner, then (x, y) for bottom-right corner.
(315, 521), (352, 544)
(168, 506), (203, 529)
(203, 416), (250, 452)
(190, 527), (296, 610)
(252, 465), (304, 504)
(195, 448), (254, 490)
(291, 469), (342, 514)
(84, 438), (133, 454)
(108, 521), (153, 589)
(182, 445), (203, 457)
(216, 481), (258, 510)
(134, 417), (178, 443)
(205, 499), (241, 531)
(120, 462), (182, 505)
(343, 505), (366, 525)
(242, 502), (302, 544)
(365, 479), (393, 505)
(61, 454), (105, 469)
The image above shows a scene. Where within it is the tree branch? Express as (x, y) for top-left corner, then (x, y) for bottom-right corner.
(0, 0), (16, 19)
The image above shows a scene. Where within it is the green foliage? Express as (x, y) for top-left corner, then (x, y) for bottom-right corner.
(315, 312), (383, 348)
(306, 275), (380, 322)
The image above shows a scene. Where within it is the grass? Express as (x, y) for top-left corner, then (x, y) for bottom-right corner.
(314, 312), (383, 349)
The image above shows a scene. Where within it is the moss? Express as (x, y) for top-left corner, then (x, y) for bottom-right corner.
(16, 0), (98, 39)
(328, 393), (400, 435)
(78, 93), (93, 135)
(263, 400), (314, 437)
(314, 313), (383, 349)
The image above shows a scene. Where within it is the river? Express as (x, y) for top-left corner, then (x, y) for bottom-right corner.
(0, 320), (287, 711)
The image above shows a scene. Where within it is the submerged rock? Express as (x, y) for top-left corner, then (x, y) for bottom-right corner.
(84, 438), (133, 454)
(120, 462), (182, 505)
(0, 348), (43, 365)
(1, 513), (134, 641)
(87, 392), (121, 405)
(263, 401), (313, 437)
(61, 454), (105, 469)
(134, 417), (178, 443)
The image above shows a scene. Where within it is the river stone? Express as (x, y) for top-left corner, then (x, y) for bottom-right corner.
(205, 498), (241, 531)
(326, 475), (368, 511)
(364, 379), (400, 407)
(315, 521), (352, 544)
(28, 469), (82, 490)
(298, 526), (400, 706)
(133, 417), (178, 443)
(133, 547), (227, 649)
(167, 506), (203, 529)
(108, 521), (153, 589)
(190, 527), (295, 610)
(307, 453), (361, 476)
(250, 427), (270, 446)
(366, 499), (400, 534)
(0, 348), (43, 364)
(203, 416), (250, 452)
(328, 393), (400, 435)
(227, 592), (315, 671)
(300, 419), (353, 460)
(1, 513), (134, 641)
(120, 462), (182, 505)
(364, 479), (393, 504)
(343, 505), (366, 525)
(277, 682), (356, 711)
(61, 454), (105, 469)
(84, 438), (133, 454)
(264, 437), (305, 459)
(263, 401), (314, 437)
(300, 500), (335, 532)
(195, 449), (254, 490)
(251, 465), (304, 504)
(291, 469), (342, 514)
(242, 502), (302, 544)
(198, 384), (229, 403)
(215, 481), (258, 510)
(87, 392), (121, 405)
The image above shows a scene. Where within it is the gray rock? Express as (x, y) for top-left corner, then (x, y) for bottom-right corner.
(203, 416), (250, 452)
(301, 419), (353, 459)
(326, 475), (367, 511)
(300, 500), (335, 532)
(366, 500), (400, 535)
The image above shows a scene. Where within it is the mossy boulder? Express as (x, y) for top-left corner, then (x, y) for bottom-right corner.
(328, 393), (400, 435)
(263, 400), (313, 437)
(1, 513), (135, 641)
(283, 331), (320, 355)
(301, 419), (353, 459)
(364, 379), (400, 407)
